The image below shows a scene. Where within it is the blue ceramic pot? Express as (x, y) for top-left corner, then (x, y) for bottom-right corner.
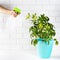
(36, 38), (54, 58)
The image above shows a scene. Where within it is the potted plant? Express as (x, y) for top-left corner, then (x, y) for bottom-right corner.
(25, 13), (59, 58)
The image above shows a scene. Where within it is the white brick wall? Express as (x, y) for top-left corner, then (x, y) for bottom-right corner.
(0, 0), (60, 56)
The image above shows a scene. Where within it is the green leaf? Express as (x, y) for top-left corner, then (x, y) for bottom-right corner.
(31, 40), (34, 45)
(31, 39), (38, 46)
(26, 13), (30, 19)
(38, 23), (43, 29)
(54, 38), (57, 41)
(55, 41), (59, 45)
(29, 26), (36, 32)
(34, 39), (38, 46)
(32, 13), (37, 20)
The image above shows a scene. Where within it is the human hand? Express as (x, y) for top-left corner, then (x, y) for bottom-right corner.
(10, 10), (20, 17)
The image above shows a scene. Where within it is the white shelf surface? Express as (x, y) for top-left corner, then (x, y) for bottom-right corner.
(0, 49), (60, 60)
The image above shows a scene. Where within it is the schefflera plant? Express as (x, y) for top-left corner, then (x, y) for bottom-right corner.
(26, 13), (59, 46)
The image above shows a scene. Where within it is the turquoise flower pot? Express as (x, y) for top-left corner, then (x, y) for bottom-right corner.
(36, 38), (54, 58)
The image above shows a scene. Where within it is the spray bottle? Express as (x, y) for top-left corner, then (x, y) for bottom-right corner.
(13, 7), (21, 14)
